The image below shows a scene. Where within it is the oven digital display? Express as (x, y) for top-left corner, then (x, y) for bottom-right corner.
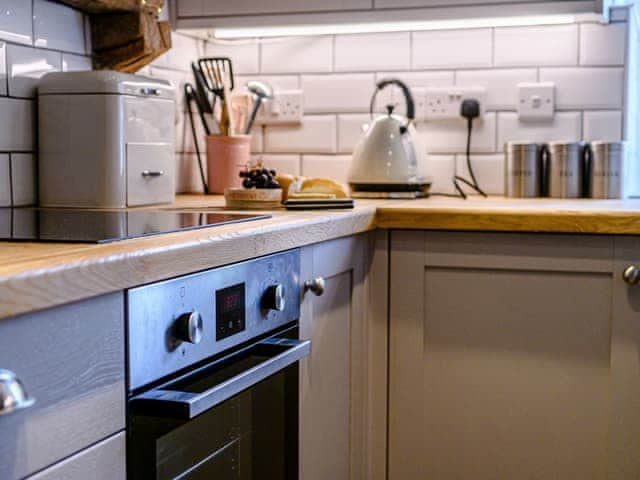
(216, 283), (246, 340)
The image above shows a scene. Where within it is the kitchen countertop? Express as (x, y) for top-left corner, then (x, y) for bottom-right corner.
(2, 194), (640, 320)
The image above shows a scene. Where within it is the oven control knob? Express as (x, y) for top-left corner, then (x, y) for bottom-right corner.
(175, 311), (203, 344)
(262, 284), (286, 312)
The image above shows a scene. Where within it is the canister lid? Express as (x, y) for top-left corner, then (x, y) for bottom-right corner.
(38, 70), (174, 100)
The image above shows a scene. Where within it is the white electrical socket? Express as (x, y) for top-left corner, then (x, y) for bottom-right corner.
(423, 86), (486, 121)
(517, 82), (555, 120)
(254, 89), (303, 125)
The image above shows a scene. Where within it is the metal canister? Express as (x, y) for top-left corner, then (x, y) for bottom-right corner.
(504, 142), (542, 197)
(589, 141), (624, 199)
(546, 141), (582, 198)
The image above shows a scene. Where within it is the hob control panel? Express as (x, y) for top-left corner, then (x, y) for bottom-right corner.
(127, 249), (301, 391)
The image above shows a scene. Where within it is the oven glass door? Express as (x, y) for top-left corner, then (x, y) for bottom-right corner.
(128, 328), (307, 480)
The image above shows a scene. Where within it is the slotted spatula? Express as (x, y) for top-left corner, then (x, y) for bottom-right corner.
(197, 57), (235, 135)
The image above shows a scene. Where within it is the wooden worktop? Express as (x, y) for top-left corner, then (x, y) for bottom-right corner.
(2, 194), (640, 320)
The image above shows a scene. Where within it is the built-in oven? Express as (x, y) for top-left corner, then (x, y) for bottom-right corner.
(126, 249), (308, 479)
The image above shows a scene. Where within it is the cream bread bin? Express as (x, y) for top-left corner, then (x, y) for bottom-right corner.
(38, 71), (175, 208)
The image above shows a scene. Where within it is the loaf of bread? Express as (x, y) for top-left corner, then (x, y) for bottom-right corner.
(299, 178), (349, 198)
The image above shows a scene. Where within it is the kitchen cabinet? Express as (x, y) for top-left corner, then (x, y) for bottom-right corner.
(173, 0), (602, 29)
(0, 293), (125, 480)
(299, 231), (388, 480)
(388, 231), (640, 480)
(176, 0), (371, 18)
(26, 433), (125, 480)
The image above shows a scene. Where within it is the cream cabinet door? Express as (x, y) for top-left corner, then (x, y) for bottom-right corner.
(299, 232), (388, 480)
(388, 231), (640, 480)
(177, 0), (371, 17)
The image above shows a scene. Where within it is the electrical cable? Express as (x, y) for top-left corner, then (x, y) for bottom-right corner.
(184, 83), (209, 194)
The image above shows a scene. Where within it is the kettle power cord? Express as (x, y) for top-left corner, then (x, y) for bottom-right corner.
(428, 98), (487, 199)
(453, 99), (487, 199)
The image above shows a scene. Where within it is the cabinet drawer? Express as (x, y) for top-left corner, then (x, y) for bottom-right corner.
(126, 142), (175, 206)
(26, 432), (126, 480)
(0, 293), (125, 480)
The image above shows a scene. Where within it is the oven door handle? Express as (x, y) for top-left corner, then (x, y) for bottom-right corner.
(130, 337), (310, 420)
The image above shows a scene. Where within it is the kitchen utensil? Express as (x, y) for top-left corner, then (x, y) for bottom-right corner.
(588, 141), (624, 199)
(206, 134), (251, 194)
(546, 141), (582, 198)
(504, 141), (543, 198)
(190, 62), (213, 115)
(245, 80), (272, 134)
(231, 93), (252, 134)
(347, 78), (428, 192)
(197, 57), (235, 135)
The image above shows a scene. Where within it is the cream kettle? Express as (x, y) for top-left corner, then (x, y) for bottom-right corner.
(348, 78), (427, 191)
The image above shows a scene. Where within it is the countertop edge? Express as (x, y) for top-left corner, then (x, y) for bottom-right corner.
(0, 207), (377, 320)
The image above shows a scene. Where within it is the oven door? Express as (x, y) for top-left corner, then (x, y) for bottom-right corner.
(128, 327), (309, 480)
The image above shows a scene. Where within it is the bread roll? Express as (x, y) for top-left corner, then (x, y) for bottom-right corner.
(299, 178), (349, 198)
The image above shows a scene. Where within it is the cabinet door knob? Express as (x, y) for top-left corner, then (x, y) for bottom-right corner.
(0, 369), (35, 416)
(304, 277), (325, 296)
(623, 265), (640, 285)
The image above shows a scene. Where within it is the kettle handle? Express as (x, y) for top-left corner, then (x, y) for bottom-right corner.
(369, 78), (415, 124)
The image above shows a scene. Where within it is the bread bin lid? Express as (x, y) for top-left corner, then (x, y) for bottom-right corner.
(38, 70), (174, 100)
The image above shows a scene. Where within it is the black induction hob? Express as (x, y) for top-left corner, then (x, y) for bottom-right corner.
(0, 208), (270, 243)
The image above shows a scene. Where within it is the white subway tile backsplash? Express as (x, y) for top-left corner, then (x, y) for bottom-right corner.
(337, 114), (368, 154)
(335, 32), (410, 72)
(540, 67), (624, 109)
(497, 111), (582, 145)
(0, 43), (6, 96)
(0, 98), (35, 151)
(580, 22), (627, 66)
(0, 0), (32, 45)
(425, 155), (456, 195)
(149, 67), (189, 112)
(10, 154), (36, 206)
(419, 113), (497, 154)
(583, 110), (623, 141)
(205, 41), (259, 74)
(456, 154), (505, 195)
(301, 155), (351, 184)
(494, 25), (578, 67)
(236, 75), (299, 91)
(256, 154), (301, 176)
(0, 154), (10, 207)
(175, 153), (206, 193)
(261, 37), (333, 74)
(302, 74), (374, 113)
(375, 71), (454, 88)
(7, 44), (61, 98)
(264, 115), (337, 154)
(251, 127), (263, 153)
(62, 53), (92, 72)
(412, 29), (492, 69)
(158, 33), (202, 72)
(373, 71), (453, 115)
(456, 69), (537, 110)
(34, 0), (86, 54)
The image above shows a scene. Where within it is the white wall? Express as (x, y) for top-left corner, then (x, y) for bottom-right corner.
(165, 16), (629, 195)
(0, 0), (91, 206)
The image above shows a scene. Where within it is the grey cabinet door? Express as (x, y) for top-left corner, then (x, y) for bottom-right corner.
(299, 232), (388, 480)
(389, 231), (623, 480)
(26, 432), (125, 480)
(178, 0), (371, 17)
(609, 236), (640, 479)
(0, 293), (125, 480)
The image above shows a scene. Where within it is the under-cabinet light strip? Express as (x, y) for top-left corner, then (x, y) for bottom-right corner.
(210, 14), (578, 39)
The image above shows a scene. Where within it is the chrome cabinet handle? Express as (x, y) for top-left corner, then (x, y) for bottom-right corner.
(623, 265), (640, 285)
(304, 277), (325, 296)
(140, 87), (160, 96)
(0, 369), (35, 416)
(141, 170), (164, 178)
